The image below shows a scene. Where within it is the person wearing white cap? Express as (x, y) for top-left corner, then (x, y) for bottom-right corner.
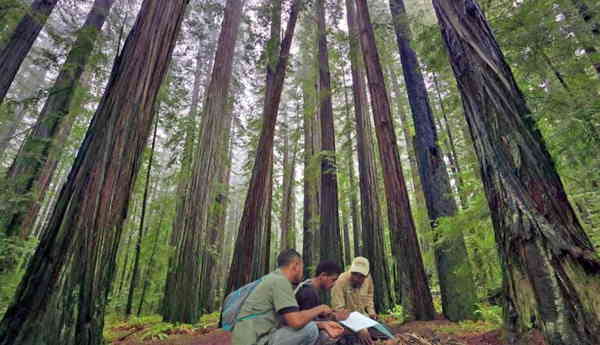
(331, 257), (376, 345)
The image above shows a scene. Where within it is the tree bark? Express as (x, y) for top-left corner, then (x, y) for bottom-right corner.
(433, 0), (600, 343)
(355, 0), (434, 321)
(0, 0), (59, 105)
(137, 207), (165, 316)
(125, 114), (158, 317)
(1, 0), (115, 238)
(226, 0), (302, 294)
(0, 1), (188, 344)
(162, 0), (246, 324)
(316, 0), (342, 265)
(389, 0), (476, 321)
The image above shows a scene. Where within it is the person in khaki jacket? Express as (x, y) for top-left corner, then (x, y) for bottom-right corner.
(331, 257), (376, 345)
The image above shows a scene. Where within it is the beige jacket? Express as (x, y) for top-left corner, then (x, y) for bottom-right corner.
(331, 271), (375, 315)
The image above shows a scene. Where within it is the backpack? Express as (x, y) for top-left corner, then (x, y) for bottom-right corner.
(221, 277), (265, 331)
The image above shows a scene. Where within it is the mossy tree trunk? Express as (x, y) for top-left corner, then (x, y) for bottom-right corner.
(433, 0), (600, 343)
(389, 0), (476, 321)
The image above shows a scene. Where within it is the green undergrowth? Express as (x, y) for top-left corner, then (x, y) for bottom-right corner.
(104, 312), (221, 342)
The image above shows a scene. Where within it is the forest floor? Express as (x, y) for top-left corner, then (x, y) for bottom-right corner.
(104, 313), (547, 345)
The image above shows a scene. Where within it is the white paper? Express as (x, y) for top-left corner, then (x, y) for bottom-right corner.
(339, 312), (378, 332)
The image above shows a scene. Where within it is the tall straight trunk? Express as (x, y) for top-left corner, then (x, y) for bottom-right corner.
(137, 207), (165, 316)
(316, 0), (342, 264)
(345, 0), (391, 311)
(432, 73), (466, 208)
(0, 0), (59, 105)
(433, 0), (600, 343)
(341, 70), (361, 260)
(263, 167), (274, 274)
(199, 103), (234, 312)
(389, 0), (476, 321)
(355, 0), (434, 321)
(162, 43), (207, 317)
(280, 111), (292, 250)
(125, 115), (158, 317)
(1, 0), (115, 237)
(208, 136), (234, 311)
(302, 65), (318, 277)
(226, 0), (302, 293)
(0, 1), (188, 344)
(117, 225), (135, 296)
(162, 0), (244, 324)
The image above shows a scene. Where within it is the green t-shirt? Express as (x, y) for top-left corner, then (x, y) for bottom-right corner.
(232, 270), (299, 345)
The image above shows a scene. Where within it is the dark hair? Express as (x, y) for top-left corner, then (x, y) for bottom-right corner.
(315, 260), (342, 277)
(277, 249), (302, 268)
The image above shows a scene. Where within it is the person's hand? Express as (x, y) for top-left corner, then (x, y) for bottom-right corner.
(321, 321), (345, 339)
(368, 313), (378, 321)
(316, 304), (332, 316)
(333, 309), (350, 321)
(358, 328), (374, 345)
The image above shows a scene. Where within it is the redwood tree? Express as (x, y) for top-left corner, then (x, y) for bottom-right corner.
(0, 0), (60, 105)
(316, 0), (343, 265)
(433, 0), (600, 343)
(162, 0), (245, 323)
(355, 0), (435, 321)
(0, 1), (189, 344)
(226, 0), (302, 293)
(389, 0), (476, 321)
(345, 0), (391, 312)
(1, 0), (115, 238)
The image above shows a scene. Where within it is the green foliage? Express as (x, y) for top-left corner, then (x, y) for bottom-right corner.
(0, 235), (38, 315)
(474, 303), (503, 326)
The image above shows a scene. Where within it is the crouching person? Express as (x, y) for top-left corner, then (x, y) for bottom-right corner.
(232, 249), (337, 345)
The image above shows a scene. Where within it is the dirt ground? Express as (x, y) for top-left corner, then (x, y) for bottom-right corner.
(108, 318), (524, 345)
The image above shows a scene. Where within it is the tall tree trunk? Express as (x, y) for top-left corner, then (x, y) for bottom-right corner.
(0, 0), (59, 105)
(1, 0), (115, 237)
(162, 42), (207, 318)
(355, 0), (434, 321)
(226, 0), (302, 293)
(199, 102), (234, 312)
(0, 1), (188, 344)
(432, 73), (467, 208)
(280, 111), (292, 250)
(117, 225), (135, 296)
(433, 0), (600, 343)
(389, 0), (476, 321)
(162, 0), (244, 324)
(316, 0), (342, 264)
(345, 0), (391, 311)
(125, 115), (158, 316)
(341, 70), (360, 260)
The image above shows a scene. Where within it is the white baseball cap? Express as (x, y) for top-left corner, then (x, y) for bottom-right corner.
(350, 257), (370, 276)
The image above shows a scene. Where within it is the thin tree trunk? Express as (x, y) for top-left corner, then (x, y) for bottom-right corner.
(345, 0), (391, 311)
(125, 115), (158, 317)
(226, 0), (302, 294)
(355, 0), (434, 321)
(341, 70), (360, 260)
(432, 73), (467, 208)
(0, 0), (59, 105)
(137, 207), (165, 316)
(0, 1), (188, 344)
(316, 0), (342, 264)
(433, 0), (600, 343)
(1, 0), (115, 238)
(0, 103), (27, 160)
(117, 227), (135, 296)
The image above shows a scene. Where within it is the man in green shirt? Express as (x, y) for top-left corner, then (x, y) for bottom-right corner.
(232, 249), (344, 345)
